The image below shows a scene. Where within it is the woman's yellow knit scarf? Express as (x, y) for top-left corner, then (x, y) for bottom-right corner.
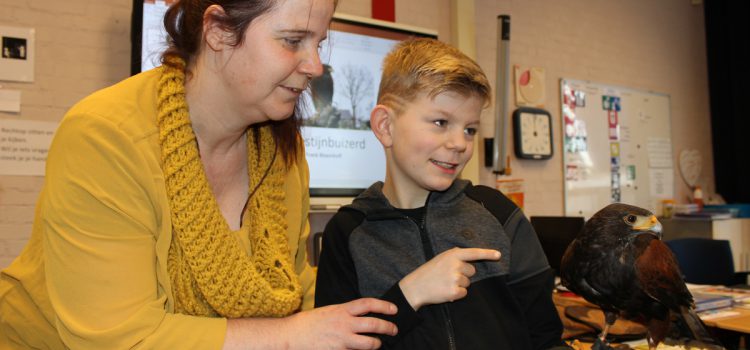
(157, 57), (302, 318)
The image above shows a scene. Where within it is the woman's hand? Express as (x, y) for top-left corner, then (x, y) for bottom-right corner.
(224, 298), (397, 349)
(286, 298), (398, 349)
(399, 247), (501, 310)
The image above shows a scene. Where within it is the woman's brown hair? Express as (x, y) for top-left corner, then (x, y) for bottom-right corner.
(161, 0), (333, 166)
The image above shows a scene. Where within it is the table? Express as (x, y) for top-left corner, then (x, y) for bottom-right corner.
(702, 307), (750, 333)
(554, 292), (750, 349)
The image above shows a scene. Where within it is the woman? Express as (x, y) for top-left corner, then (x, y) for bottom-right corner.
(0, 0), (397, 348)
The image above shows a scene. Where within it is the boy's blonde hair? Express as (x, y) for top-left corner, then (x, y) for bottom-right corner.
(377, 38), (491, 113)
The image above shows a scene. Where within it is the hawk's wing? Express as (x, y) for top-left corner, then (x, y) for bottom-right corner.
(634, 237), (693, 310)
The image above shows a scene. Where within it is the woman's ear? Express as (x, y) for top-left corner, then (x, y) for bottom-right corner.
(203, 5), (232, 52)
(370, 104), (395, 148)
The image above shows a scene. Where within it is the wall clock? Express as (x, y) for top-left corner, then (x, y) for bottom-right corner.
(513, 107), (553, 160)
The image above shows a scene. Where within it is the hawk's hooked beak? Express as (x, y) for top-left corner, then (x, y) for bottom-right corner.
(634, 215), (662, 239)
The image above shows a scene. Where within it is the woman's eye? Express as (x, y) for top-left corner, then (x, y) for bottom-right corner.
(433, 120), (447, 127)
(464, 127), (477, 136)
(284, 38), (302, 47)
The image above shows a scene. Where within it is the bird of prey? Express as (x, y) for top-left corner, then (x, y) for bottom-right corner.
(559, 203), (723, 350)
(310, 64), (334, 113)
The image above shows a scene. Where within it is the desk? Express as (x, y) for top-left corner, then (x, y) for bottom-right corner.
(565, 313), (750, 350)
(555, 292), (750, 348)
(702, 307), (750, 333)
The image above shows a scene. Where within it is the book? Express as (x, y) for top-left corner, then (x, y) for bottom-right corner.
(697, 308), (741, 320)
(692, 292), (734, 312)
(674, 211), (733, 220)
(694, 286), (750, 304)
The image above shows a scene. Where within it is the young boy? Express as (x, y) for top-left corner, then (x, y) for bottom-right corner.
(315, 38), (566, 349)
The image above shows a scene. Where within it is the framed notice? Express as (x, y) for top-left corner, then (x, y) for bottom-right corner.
(0, 26), (35, 82)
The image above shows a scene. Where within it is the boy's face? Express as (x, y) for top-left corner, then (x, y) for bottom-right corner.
(385, 91), (483, 201)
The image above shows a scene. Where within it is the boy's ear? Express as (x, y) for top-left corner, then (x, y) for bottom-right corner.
(370, 104), (395, 148)
(203, 5), (233, 52)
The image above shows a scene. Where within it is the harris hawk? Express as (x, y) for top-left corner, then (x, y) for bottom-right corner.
(559, 203), (723, 349)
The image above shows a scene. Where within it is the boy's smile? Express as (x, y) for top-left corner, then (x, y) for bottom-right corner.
(381, 91), (484, 208)
(431, 159), (459, 173)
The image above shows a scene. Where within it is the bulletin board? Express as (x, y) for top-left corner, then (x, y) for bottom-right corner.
(561, 79), (673, 219)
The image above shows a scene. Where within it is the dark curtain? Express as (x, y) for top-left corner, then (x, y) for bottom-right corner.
(704, 1), (750, 203)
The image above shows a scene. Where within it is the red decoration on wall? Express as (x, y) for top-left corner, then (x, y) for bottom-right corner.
(372, 0), (395, 22)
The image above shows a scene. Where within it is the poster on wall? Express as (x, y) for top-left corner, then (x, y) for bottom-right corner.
(496, 178), (525, 210)
(514, 66), (545, 108)
(0, 119), (57, 176)
(0, 26), (35, 82)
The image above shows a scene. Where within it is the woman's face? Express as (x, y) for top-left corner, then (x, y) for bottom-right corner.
(218, 0), (333, 124)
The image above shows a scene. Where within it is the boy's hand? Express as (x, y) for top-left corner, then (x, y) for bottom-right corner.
(398, 247), (501, 310)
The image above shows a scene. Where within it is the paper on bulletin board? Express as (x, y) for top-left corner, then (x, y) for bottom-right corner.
(647, 137), (673, 168)
(649, 168), (674, 198)
(0, 119), (57, 176)
(496, 178), (524, 210)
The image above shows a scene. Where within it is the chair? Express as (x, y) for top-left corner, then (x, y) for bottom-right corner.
(309, 231), (324, 267)
(530, 216), (585, 275)
(664, 238), (750, 286)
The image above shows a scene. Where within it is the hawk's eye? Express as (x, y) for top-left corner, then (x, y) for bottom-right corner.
(625, 215), (637, 224)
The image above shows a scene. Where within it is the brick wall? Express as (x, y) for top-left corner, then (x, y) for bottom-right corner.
(473, 0), (710, 216)
(0, 0), (131, 268)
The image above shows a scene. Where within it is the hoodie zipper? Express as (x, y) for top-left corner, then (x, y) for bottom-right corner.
(407, 195), (457, 350)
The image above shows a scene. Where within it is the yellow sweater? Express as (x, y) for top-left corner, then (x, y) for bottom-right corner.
(0, 68), (316, 349)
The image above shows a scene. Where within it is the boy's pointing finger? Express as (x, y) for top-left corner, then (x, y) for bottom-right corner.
(450, 248), (501, 262)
